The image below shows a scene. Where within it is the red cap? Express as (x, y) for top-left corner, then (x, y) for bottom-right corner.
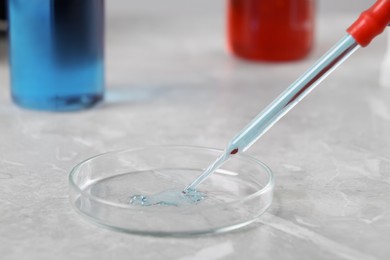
(347, 0), (390, 47)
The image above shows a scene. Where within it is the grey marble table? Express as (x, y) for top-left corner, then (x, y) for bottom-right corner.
(1, 1), (390, 259)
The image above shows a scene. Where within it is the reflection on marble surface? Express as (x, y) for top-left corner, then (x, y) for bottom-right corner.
(1, 0), (390, 260)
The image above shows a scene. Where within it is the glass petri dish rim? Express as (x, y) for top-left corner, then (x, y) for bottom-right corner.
(68, 145), (275, 211)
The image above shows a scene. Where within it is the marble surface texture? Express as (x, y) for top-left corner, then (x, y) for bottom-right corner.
(1, 1), (390, 259)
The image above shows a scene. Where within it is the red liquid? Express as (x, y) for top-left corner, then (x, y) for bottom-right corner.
(227, 0), (315, 61)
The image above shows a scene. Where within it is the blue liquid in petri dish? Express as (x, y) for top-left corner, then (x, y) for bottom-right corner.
(8, 0), (104, 111)
(129, 189), (207, 207)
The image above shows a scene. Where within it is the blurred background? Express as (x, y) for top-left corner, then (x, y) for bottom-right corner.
(0, 0), (384, 108)
(0, 0), (378, 53)
(101, 0), (380, 88)
(0, 0), (385, 108)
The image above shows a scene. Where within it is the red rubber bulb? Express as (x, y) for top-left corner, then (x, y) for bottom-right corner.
(347, 0), (390, 47)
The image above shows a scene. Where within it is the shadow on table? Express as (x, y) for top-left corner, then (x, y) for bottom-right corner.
(103, 83), (209, 109)
(104, 85), (168, 108)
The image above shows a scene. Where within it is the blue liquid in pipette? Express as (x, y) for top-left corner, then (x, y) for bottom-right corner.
(186, 35), (360, 192)
(8, 0), (104, 110)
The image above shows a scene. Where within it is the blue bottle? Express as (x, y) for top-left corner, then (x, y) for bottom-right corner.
(8, 0), (104, 111)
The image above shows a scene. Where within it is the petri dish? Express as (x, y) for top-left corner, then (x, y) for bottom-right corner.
(69, 146), (274, 236)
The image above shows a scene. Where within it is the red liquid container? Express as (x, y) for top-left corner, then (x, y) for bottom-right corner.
(227, 0), (315, 61)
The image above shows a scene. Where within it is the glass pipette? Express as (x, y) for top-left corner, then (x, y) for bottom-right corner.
(185, 0), (390, 192)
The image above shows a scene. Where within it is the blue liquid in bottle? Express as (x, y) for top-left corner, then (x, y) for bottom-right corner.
(8, 0), (104, 111)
